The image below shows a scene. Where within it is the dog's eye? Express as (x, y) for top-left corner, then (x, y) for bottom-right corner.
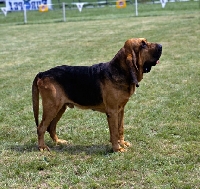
(141, 41), (147, 48)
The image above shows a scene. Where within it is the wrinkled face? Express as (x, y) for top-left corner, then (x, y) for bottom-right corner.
(138, 38), (162, 73)
(124, 38), (162, 84)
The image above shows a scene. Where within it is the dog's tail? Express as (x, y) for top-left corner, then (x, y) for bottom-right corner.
(32, 75), (39, 127)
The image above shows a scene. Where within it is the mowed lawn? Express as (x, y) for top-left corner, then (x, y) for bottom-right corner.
(0, 1), (199, 188)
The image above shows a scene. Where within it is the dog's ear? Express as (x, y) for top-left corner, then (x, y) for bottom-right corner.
(124, 40), (139, 87)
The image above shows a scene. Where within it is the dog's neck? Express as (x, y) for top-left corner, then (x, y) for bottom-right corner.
(109, 48), (126, 72)
(109, 48), (139, 87)
(107, 48), (139, 94)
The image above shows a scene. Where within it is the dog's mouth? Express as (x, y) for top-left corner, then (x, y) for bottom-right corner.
(143, 44), (162, 73)
(143, 59), (160, 73)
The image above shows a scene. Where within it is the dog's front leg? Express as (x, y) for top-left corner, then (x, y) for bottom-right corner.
(106, 110), (125, 152)
(118, 108), (131, 148)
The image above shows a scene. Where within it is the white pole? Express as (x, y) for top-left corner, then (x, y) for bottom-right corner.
(135, 0), (138, 16)
(24, 5), (27, 23)
(63, 2), (66, 22)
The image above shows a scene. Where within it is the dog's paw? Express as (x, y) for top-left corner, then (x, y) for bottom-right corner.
(119, 140), (131, 148)
(124, 141), (131, 147)
(38, 145), (50, 152)
(118, 147), (127, 152)
(112, 144), (127, 152)
(113, 147), (127, 152)
(56, 139), (68, 145)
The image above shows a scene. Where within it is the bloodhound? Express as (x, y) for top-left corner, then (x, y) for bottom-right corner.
(32, 38), (162, 152)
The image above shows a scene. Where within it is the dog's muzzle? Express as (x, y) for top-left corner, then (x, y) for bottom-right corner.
(143, 44), (162, 73)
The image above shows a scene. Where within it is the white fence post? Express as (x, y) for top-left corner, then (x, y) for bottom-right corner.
(24, 5), (27, 23)
(63, 2), (66, 22)
(135, 0), (138, 16)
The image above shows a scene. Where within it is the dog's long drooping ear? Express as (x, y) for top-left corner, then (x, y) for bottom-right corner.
(124, 39), (139, 87)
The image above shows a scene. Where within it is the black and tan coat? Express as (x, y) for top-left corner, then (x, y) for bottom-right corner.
(32, 38), (162, 152)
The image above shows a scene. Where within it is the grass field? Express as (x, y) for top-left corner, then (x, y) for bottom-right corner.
(0, 1), (200, 188)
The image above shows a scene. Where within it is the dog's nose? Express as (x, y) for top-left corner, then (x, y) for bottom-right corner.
(158, 44), (162, 51)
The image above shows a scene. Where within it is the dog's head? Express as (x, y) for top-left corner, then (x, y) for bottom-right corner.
(124, 38), (162, 86)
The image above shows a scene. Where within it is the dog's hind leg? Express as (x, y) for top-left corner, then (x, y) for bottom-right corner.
(47, 104), (67, 145)
(37, 110), (57, 151)
(37, 78), (67, 151)
(38, 103), (65, 151)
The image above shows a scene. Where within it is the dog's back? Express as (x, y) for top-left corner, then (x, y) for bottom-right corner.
(37, 64), (106, 106)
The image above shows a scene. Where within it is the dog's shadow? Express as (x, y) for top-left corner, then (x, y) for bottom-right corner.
(9, 143), (113, 155)
(54, 143), (113, 155)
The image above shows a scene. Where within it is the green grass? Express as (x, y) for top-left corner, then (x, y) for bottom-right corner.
(0, 1), (200, 188)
